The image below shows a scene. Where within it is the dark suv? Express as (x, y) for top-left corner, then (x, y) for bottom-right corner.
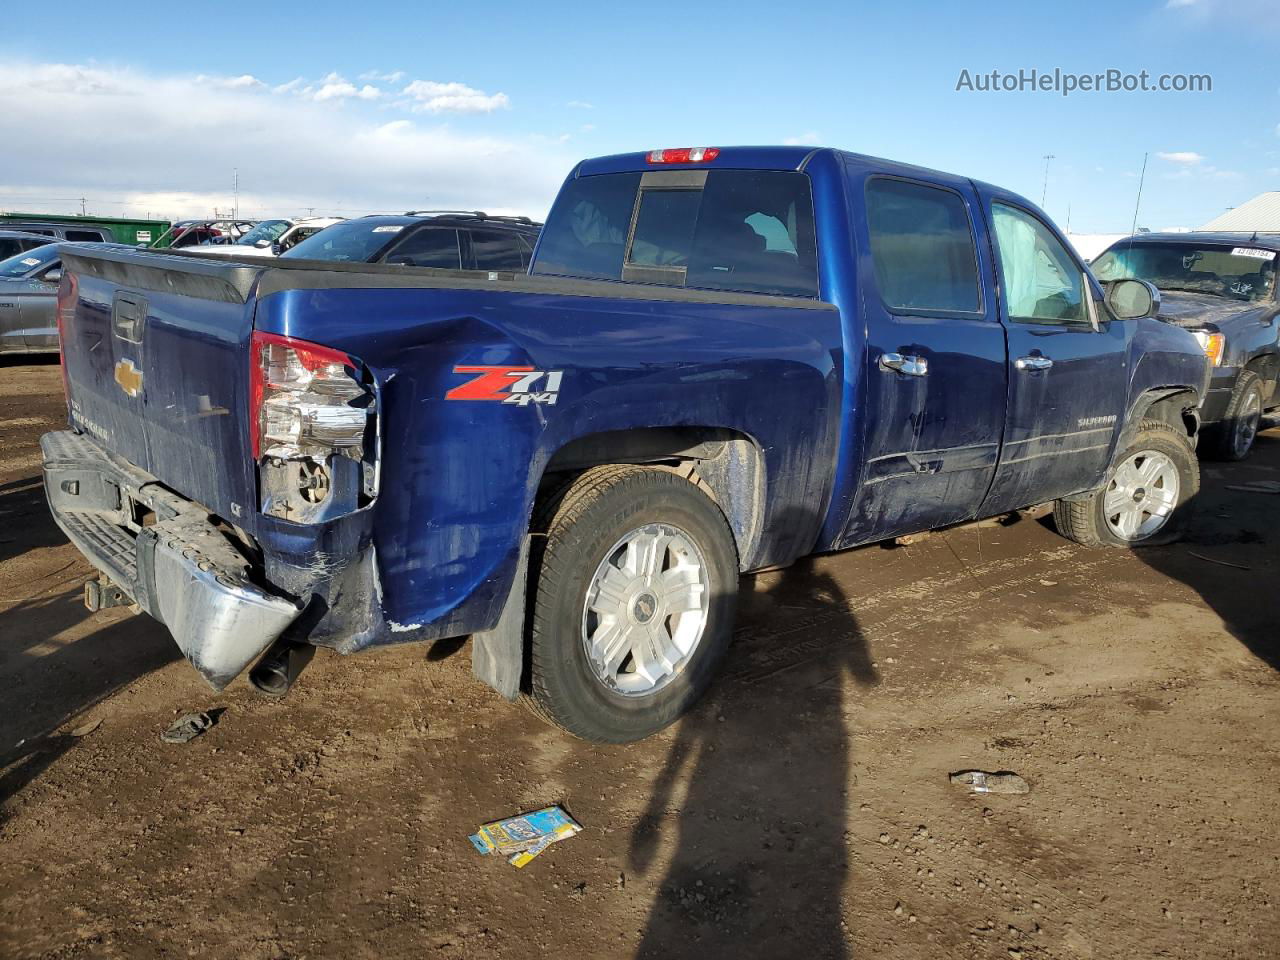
(281, 211), (542, 271)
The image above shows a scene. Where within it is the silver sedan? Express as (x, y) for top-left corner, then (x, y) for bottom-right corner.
(0, 242), (63, 354)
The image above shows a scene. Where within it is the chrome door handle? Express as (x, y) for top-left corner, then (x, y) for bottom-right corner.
(1015, 355), (1054, 371)
(880, 352), (928, 377)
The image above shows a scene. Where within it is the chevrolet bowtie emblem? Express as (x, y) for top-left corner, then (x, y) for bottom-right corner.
(114, 358), (143, 398)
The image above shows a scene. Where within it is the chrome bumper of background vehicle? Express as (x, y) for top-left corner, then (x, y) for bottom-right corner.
(41, 430), (301, 690)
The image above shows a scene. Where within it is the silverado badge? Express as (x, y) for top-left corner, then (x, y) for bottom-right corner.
(114, 358), (143, 398)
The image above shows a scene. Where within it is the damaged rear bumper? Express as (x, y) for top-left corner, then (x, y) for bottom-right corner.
(41, 430), (302, 690)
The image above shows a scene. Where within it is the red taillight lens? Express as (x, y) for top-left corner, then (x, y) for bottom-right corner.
(646, 147), (720, 164)
(249, 331), (367, 459)
(55, 271), (78, 402)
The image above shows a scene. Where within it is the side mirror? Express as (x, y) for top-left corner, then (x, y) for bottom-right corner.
(254, 239), (271, 248)
(270, 242), (282, 256)
(1105, 278), (1161, 320)
(41, 268), (62, 284)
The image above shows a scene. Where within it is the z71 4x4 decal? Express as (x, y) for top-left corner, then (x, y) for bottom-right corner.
(445, 365), (564, 406)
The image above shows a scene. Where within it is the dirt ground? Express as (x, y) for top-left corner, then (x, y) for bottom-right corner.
(1, 356), (1277, 960)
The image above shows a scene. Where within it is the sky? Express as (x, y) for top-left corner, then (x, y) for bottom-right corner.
(2, 0), (1276, 233)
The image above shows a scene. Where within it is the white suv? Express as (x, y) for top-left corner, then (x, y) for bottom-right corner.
(194, 217), (344, 258)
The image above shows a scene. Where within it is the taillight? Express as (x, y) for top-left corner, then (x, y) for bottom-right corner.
(55, 271), (78, 402)
(250, 331), (376, 522)
(250, 332), (367, 459)
(645, 147), (720, 164)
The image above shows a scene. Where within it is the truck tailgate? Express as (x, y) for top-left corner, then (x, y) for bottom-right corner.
(59, 249), (265, 521)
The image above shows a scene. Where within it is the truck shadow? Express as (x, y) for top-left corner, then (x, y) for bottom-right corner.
(630, 530), (877, 959)
(1134, 424), (1280, 673)
(0, 476), (68, 564)
(0, 477), (179, 816)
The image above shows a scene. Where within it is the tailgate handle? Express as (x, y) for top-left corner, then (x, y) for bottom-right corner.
(112, 292), (148, 343)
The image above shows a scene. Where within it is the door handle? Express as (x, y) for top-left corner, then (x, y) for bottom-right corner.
(1014, 355), (1054, 371)
(880, 352), (928, 377)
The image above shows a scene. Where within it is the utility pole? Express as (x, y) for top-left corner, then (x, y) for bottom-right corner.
(1040, 154), (1055, 208)
(1131, 152), (1149, 235)
(233, 168), (239, 220)
(79, 197), (87, 216)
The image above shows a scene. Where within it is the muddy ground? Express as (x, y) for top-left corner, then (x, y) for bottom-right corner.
(1, 356), (1277, 960)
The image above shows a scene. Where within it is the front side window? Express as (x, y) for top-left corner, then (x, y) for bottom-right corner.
(1092, 242), (1277, 304)
(865, 178), (981, 313)
(992, 203), (1087, 324)
(383, 228), (462, 269)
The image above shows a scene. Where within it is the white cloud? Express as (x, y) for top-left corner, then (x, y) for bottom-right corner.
(1165, 0), (1198, 7)
(401, 80), (509, 114)
(0, 61), (569, 221)
(783, 131), (822, 146)
(194, 73), (263, 89)
(567, 100), (594, 109)
(312, 72), (382, 102)
(1157, 151), (1205, 165)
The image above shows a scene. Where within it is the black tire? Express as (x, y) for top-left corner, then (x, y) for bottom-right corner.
(526, 465), (739, 743)
(1204, 370), (1264, 462)
(1053, 419), (1198, 548)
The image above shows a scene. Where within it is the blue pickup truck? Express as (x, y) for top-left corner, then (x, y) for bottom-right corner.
(43, 146), (1209, 742)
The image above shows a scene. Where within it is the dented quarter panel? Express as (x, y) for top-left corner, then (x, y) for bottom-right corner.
(252, 282), (843, 642)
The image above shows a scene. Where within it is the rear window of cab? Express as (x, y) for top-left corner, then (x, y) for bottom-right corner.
(532, 169), (820, 298)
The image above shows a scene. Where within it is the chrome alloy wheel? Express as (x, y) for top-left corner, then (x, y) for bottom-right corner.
(581, 522), (710, 697)
(1103, 450), (1181, 541)
(1233, 389), (1262, 458)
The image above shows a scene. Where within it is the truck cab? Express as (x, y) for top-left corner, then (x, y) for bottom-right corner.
(43, 146), (1209, 742)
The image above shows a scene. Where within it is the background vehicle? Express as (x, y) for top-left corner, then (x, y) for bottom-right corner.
(0, 213), (170, 246)
(192, 217), (345, 258)
(282, 212), (541, 270)
(1, 242), (72, 352)
(0, 229), (59, 260)
(2, 221), (114, 242)
(44, 147), (1208, 743)
(149, 219), (257, 249)
(1093, 232), (1279, 459)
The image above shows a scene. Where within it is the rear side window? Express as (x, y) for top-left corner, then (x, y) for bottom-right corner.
(532, 170), (819, 298)
(470, 229), (528, 271)
(384, 228), (462, 269)
(64, 229), (104, 242)
(865, 179), (981, 314)
(0, 239), (19, 259)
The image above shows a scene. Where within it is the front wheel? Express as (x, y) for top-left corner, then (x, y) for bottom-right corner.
(1205, 370), (1263, 462)
(1053, 419), (1199, 548)
(526, 465), (739, 743)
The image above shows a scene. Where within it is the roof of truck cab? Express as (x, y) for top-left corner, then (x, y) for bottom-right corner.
(1107, 231), (1280, 250)
(573, 146), (1019, 198)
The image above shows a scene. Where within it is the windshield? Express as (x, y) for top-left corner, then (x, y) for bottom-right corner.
(236, 219), (292, 247)
(282, 218), (414, 262)
(0, 243), (58, 278)
(1093, 241), (1277, 303)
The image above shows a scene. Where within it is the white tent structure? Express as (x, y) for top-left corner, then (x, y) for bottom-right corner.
(1201, 193), (1280, 232)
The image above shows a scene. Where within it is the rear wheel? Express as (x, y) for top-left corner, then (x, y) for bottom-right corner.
(1205, 370), (1263, 462)
(1053, 419), (1198, 548)
(526, 465), (739, 743)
